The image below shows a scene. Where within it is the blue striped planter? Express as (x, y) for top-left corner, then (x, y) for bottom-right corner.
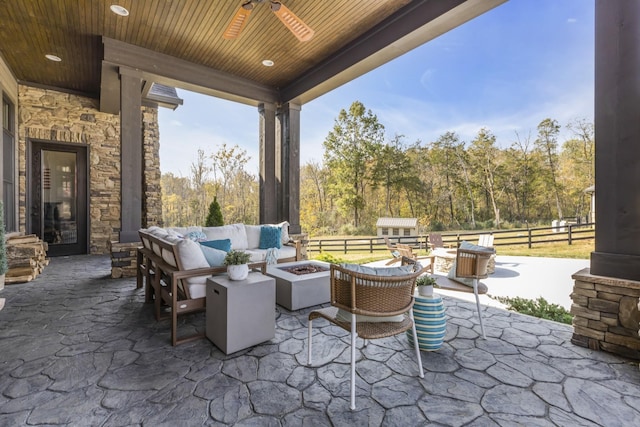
(408, 293), (446, 351)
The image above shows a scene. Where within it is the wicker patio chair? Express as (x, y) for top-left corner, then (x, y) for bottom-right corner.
(456, 247), (494, 339)
(307, 263), (426, 410)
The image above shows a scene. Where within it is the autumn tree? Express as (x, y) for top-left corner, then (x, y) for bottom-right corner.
(190, 148), (210, 225)
(300, 161), (332, 234)
(323, 101), (385, 229)
(535, 118), (563, 219)
(469, 128), (502, 228)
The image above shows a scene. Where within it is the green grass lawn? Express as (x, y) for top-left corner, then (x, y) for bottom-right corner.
(308, 237), (594, 264)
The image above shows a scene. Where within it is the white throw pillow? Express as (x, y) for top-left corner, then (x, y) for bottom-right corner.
(278, 221), (290, 244)
(176, 239), (209, 273)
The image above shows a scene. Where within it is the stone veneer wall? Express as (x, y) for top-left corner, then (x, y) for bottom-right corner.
(571, 268), (640, 360)
(142, 107), (162, 228)
(18, 85), (162, 254)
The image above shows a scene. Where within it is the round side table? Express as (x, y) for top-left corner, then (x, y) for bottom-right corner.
(408, 292), (446, 351)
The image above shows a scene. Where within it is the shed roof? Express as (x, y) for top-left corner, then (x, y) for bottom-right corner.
(376, 217), (418, 228)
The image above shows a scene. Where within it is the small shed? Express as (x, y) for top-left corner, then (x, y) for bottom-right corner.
(376, 217), (418, 238)
(584, 185), (595, 223)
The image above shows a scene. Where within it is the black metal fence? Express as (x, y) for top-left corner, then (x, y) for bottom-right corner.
(307, 223), (595, 255)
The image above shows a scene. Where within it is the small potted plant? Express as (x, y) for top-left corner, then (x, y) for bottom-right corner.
(415, 275), (438, 297)
(224, 250), (252, 281)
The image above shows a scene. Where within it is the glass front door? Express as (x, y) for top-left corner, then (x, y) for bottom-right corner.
(30, 142), (87, 256)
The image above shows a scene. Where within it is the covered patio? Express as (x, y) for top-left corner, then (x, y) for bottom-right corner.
(0, 255), (638, 425)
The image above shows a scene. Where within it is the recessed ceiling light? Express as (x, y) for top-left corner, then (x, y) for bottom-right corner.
(110, 5), (129, 16)
(45, 54), (62, 62)
(262, 59), (274, 67)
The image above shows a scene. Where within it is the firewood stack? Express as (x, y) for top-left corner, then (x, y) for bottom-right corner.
(5, 233), (49, 284)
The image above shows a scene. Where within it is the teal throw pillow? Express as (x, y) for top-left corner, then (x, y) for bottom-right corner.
(259, 225), (282, 249)
(201, 238), (231, 252)
(199, 244), (227, 267)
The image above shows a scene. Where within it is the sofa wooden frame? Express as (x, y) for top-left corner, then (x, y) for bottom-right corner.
(138, 229), (267, 346)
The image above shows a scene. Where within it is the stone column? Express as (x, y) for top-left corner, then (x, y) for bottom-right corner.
(259, 102), (278, 224)
(590, 0), (640, 281)
(119, 67), (143, 243)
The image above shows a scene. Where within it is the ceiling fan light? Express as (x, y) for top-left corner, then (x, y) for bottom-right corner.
(223, 2), (254, 40)
(270, 2), (314, 42)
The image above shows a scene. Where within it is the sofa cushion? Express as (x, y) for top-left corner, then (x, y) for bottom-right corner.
(245, 245), (296, 263)
(259, 225), (282, 249)
(170, 239), (210, 299)
(245, 225), (262, 249)
(340, 263), (414, 277)
(202, 223), (248, 250)
(201, 238), (231, 252)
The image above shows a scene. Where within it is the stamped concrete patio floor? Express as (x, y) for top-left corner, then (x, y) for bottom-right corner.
(1, 255), (639, 426)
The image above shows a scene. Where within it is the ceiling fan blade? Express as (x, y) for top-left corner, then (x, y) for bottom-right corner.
(223, 2), (254, 40)
(270, 2), (314, 42)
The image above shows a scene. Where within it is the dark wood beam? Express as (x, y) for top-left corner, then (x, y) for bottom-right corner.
(278, 103), (301, 234)
(119, 67), (143, 243)
(259, 102), (278, 224)
(590, 0), (640, 281)
(280, 0), (507, 104)
(100, 62), (120, 114)
(101, 37), (279, 110)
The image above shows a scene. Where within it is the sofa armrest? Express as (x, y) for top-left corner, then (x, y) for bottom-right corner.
(284, 239), (308, 261)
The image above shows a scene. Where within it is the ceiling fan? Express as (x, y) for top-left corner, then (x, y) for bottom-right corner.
(223, 1), (315, 42)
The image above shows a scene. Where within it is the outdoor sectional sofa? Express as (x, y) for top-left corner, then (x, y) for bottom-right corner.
(137, 222), (303, 345)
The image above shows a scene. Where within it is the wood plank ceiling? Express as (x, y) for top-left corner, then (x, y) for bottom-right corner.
(0, 1), (506, 105)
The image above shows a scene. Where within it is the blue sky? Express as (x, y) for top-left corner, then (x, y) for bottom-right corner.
(159, 0), (594, 177)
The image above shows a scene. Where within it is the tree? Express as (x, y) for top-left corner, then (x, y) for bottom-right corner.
(561, 119), (595, 220)
(371, 134), (419, 217)
(205, 196), (224, 226)
(210, 143), (251, 208)
(300, 161), (333, 234)
(429, 132), (465, 227)
(323, 101), (385, 228)
(535, 118), (563, 219)
(469, 128), (502, 228)
(190, 148), (210, 225)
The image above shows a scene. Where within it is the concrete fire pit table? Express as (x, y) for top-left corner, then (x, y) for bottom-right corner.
(265, 260), (331, 311)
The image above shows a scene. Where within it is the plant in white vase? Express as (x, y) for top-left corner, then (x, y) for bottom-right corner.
(224, 250), (252, 281)
(415, 275), (438, 297)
